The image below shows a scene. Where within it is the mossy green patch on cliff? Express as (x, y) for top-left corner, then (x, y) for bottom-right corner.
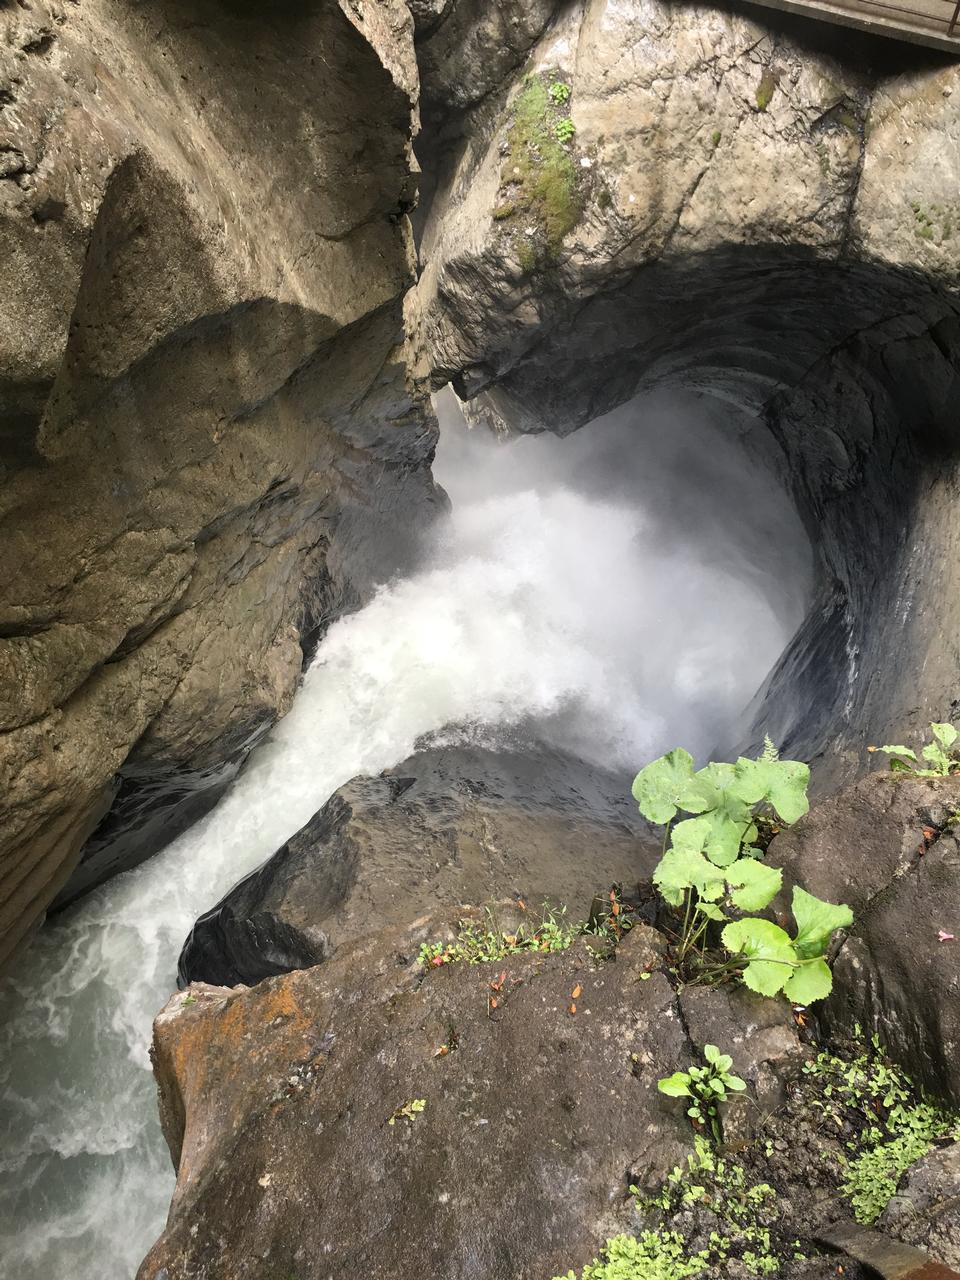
(911, 198), (960, 246)
(755, 69), (779, 113)
(493, 72), (584, 271)
(554, 1137), (789, 1279)
(803, 1042), (960, 1224)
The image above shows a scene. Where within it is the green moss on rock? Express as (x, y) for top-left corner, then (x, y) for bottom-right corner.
(493, 72), (584, 271)
(755, 69), (778, 113)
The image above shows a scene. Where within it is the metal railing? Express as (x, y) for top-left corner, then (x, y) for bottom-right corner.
(828, 0), (960, 36)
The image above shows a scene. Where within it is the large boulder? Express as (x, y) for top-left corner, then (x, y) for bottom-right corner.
(774, 772), (960, 1103)
(178, 744), (657, 986)
(139, 914), (812, 1280)
(0, 0), (440, 970)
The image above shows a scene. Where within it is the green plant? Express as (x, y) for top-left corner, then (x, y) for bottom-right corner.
(803, 1041), (960, 1223)
(495, 74), (583, 267)
(638, 1138), (780, 1275)
(658, 1044), (747, 1141)
(632, 739), (852, 1001)
(842, 1105), (949, 1223)
(869, 721), (960, 776)
(387, 1098), (426, 1126)
(553, 1231), (708, 1280)
(755, 69), (778, 112)
(549, 79), (571, 105)
(556, 1130), (807, 1278)
(418, 905), (580, 968)
(555, 117), (576, 144)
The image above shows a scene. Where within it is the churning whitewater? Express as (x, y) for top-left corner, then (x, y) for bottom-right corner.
(0, 391), (811, 1280)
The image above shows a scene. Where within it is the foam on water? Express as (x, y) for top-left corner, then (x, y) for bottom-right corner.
(0, 390), (812, 1279)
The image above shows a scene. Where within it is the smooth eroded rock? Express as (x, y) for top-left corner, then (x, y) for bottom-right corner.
(416, 0), (960, 783)
(178, 743), (657, 986)
(141, 913), (813, 1280)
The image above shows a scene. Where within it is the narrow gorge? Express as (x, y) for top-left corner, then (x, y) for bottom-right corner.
(2, 1), (960, 1278)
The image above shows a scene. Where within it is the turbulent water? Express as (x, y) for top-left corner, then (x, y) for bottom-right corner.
(0, 389), (811, 1280)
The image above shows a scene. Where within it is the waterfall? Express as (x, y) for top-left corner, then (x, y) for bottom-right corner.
(0, 390), (810, 1279)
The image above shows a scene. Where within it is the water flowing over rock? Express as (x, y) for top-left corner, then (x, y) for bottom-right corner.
(6, 1), (960, 1276)
(0, 0), (440, 970)
(177, 744), (656, 987)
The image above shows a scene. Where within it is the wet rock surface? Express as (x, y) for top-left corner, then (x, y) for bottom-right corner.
(774, 773), (960, 1104)
(178, 744), (656, 987)
(0, 0), (439, 968)
(143, 921), (693, 1280)
(143, 902), (960, 1280)
(140, 914), (838, 1280)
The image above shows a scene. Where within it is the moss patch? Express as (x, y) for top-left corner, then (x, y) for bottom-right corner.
(802, 1042), (960, 1224)
(911, 198), (960, 246)
(493, 72), (585, 271)
(755, 68), (779, 113)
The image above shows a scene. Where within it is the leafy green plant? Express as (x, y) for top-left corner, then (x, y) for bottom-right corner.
(803, 1040), (960, 1223)
(632, 739), (852, 1001)
(658, 1044), (746, 1142)
(549, 79), (571, 105)
(387, 1098), (426, 1126)
(843, 1106), (950, 1223)
(555, 117), (576, 144)
(869, 721), (960, 776)
(553, 1230), (708, 1280)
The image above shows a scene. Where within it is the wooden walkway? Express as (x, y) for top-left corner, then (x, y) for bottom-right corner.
(744, 0), (960, 53)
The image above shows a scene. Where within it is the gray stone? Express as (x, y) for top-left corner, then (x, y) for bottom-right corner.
(882, 1141), (960, 1268)
(0, 0), (439, 970)
(177, 743), (658, 987)
(774, 773), (960, 1103)
(416, 0), (960, 787)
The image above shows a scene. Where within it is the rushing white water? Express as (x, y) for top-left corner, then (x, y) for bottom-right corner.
(0, 389), (812, 1280)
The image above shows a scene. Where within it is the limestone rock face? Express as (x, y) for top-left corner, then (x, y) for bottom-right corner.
(177, 743), (657, 987)
(0, 0), (440, 970)
(139, 915), (809, 1280)
(774, 773), (960, 1104)
(417, 0), (960, 780)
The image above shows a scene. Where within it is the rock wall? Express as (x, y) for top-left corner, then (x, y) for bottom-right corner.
(0, 0), (440, 971)
(417, 0), (960, 784)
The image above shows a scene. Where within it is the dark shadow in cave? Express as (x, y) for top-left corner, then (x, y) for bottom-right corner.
(454, 246), (960, 788)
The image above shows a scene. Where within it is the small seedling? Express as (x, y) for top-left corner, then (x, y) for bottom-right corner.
(387, 1098), (426, 1126)
(180, 994), (198, 1008)
(869, 721), (960, 776)
(554, 117), (576, 144)
(549, 79), (571, 105)
(658, 1044), (747, 1141)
